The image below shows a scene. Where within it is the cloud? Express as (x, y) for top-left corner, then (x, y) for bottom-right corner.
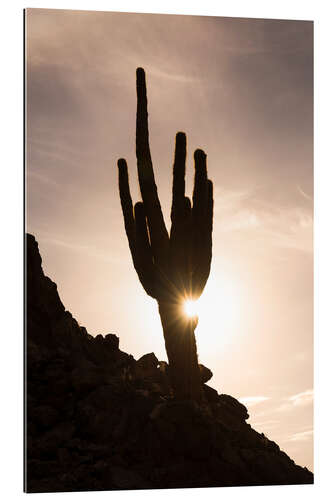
(212, 185), (313, 254)
(297, 185), (313, 202)
(250, 419), (279, 430)
(288, 429), (313, 442)
(147, 66), (201, 84)
(41, 236), (121, 264)
(277, 389), (313, 412)
(239, 396), (270, 407)
(288, 389), (313, 407)
(221, 210), (261, 232)
(27, 170), (61, 190)
(212, 187), (261, 233)
(27, 62), (86, 124)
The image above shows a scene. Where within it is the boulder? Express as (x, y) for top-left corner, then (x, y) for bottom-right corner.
(104, 333), (119, 350)
(134, 352), (159, 379)
(199, 364), (213, 383)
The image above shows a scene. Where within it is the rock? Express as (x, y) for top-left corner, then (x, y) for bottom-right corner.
(104, 333), (119, 350)
(81, 383), (120, 411)
(112, 409), (129, 441)
(158, 361), (168, 374)
(25, 233), (314, 492)
(240, 448), (256, 462)
(203, 384), (219, 403)
(221, 442), (245, 468)
(156, 361), (172, 393)
(110, 466), (152, 489)
(149, 402), (167, 420)
(57, 447), (72, 465)
(135, 352), (159, 379)
(219, 394), (249, 421)
(36, 422), (75, 457)
(30, 405), (60, 429)
(149, 382), (164, 394)
(153, 418), (175, 443)
(199, 364), (213, 383)
(70, 361), (104, 394)
(135, 389), (150, 398)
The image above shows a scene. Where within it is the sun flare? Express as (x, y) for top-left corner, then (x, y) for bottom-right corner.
(142, 268), (243, 358)
(183, 299), (198, 318)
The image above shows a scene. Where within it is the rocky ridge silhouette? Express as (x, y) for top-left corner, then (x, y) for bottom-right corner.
(25, 233), (313, 492)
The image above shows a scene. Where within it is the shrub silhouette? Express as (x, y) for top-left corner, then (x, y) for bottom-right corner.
(118, 68), (213, 401)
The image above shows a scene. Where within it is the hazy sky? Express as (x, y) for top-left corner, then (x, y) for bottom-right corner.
(26, 9), (313, 470)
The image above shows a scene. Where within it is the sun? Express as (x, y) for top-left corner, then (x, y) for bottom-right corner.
(183, 299), (198, 318)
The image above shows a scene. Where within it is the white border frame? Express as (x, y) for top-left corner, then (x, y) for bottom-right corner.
(1, 1), (332, 499)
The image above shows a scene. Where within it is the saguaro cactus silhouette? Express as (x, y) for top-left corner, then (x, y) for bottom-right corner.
(118, 68), (213, 401)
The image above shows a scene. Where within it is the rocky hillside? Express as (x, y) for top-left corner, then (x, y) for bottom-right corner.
(25, 233), (313, 492)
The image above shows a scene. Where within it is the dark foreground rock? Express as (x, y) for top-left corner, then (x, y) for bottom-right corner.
(25, 234), (313, 492)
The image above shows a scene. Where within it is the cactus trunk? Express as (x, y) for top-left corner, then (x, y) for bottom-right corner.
(158, 301), (203, 401)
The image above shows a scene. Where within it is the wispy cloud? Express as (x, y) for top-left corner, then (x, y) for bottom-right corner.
(239, 396), (270, 407)
(28, 143), (84, 170)
(250, 419), (279, 430)
(213, 186), (313, 253)
(27, 170), (61, 190)
(277, 389), (313, 412)
(297, 185), (313, 202)
(288, 389), (313, 407)
(41, 236), (121, 264)
(148, 66), (200, 84)
(288, 429), (313, 442)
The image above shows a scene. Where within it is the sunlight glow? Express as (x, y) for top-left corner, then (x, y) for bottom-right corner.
(181, 267), (244, 348)
(184, 299), (198, 317)
(193, 267), (245, 355)
(140, 264), (246, 361)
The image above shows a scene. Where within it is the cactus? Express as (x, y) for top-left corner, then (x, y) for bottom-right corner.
(118, 68), (213, 401)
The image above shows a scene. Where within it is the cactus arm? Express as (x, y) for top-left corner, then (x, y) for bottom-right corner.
(118, 158), (136, 259)
(182, 196), (193, 295)
(170, 132), (186, 227)
(206, 180), (214, 244)
(136, 68), (169, 266)
(170, 132), (188, 293)
(196, 179), (213, 294)
(192, 149), (208, 220)
(118, 158), (157, 298)
(191, 149), (209, 297)
(134, 202), (157, 298)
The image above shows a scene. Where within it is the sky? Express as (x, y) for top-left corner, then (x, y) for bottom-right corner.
(25, 9), (313, 470)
